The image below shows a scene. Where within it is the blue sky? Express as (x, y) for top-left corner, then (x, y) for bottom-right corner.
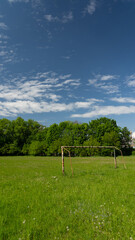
(1, 0), (135, 134)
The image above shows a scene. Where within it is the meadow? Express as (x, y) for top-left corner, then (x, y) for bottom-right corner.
(0, 155), (135, 240)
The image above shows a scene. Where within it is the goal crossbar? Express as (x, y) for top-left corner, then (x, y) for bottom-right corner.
(61, 146), (123, 174)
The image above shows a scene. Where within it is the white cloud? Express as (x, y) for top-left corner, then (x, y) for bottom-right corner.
(0, 101), (74, 114)
(62, 12), (73, 23)
(88, 79), (97, 85)
(44, 12), (73, 24)
(0, 22), (8, 30)
(62, 56), (71, 60)
(100, 84), (119, 94)
(44, 15), (59, 22)
(0, 70), (103, 116)
(0, 34), (8, 39)
(71, 105), (135, 118)
(127, 74), (135, 87)
(59, 74), (71, 80)
(88, 74), (119, 94)
(55, 78), (80, 88)
(128, 80), (135, 87)
(0, 98), (103, 116)
(111, 97), (135, 103)
(74, 98), (103, 109)
(0, 64), (4, 72)
(101, 75), (118, 81)
(0, 71), (81, 116)
(8, 0), (29, 3)
(85, 0), (97, 15)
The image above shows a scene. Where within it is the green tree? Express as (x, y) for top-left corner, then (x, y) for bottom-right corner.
(83, 136), (100, 156)
(88, 117), (119, 144)
(46, 123), (60, 146)
(10, 117), (28, 154)
(0, 119), (12, 155)
(29, 141), (47, 156)
(120, 127), (132, 155)
(48, 139), (62, 156)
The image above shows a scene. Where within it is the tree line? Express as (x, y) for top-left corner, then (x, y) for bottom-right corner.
(0, 117), (132, 156)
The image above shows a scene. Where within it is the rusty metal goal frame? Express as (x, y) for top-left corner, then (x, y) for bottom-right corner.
(61, 146), (123, 175)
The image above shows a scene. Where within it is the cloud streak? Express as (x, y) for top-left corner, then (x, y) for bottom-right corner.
(8, 0), (29, 3)
(126, 74), (135, 87)
(0, 22), (8, 30)
(0, 72), (81, 101)
(0, 71), (85, 116)
(84, 0), (97, 15)
(71, 105), (135, 118)
(0, 98), (103, 117)
(88, 74), (119, 94)
(111, 97), (135, 103)
(44, 12), (73, 24)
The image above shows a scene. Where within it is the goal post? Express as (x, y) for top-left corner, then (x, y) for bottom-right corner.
(61, 146), (123, 175)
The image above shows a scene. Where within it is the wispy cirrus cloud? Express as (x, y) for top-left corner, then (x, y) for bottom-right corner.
(0, 71), (104, 116)
(8, 0), (29, 3)
(74, 98), (103, 109)
(111, 97), (135, 103)
(88, 74), (119, 94)
(0, 18), (18, 66)
(62, 12), (73, 23)
(71, 105), (135, 118)
(44, 15), (59, 22)
(84, 0), (97, 15)
(44, 12), (73, 24)
(0, 72), (79, 101)
(8, 0), (42, 9)
(100, 75), (118, 81)
(126, 74), (135, 87)
(0, 101), (73, 116)
(0, 99), (94, 116)
(0, 22), (8, 30)
(62, 56), (71, 60)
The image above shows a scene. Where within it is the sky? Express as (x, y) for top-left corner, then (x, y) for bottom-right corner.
(1, 0), (135, 135)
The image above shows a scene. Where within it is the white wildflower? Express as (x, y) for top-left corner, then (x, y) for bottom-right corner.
(66, 226), (69, 231)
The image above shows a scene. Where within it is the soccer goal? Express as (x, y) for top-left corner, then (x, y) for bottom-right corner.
(61, 146), (125, 175)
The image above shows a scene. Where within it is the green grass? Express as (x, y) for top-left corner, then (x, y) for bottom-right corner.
(1, 155), (135, 240)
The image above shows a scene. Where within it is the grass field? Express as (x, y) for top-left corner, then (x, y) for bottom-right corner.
(1, 155), (135, 240)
